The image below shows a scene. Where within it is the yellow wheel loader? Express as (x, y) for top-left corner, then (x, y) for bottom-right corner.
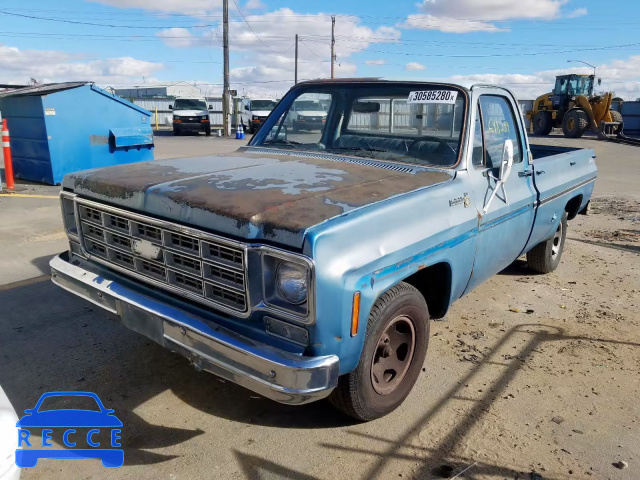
(526, 74), (628, 140)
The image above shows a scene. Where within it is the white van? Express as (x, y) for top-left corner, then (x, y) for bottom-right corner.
(238, 99), (278, 133)
(170, 98), (212, 136)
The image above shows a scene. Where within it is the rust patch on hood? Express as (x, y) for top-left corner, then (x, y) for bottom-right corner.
(65, 150), (452, 248)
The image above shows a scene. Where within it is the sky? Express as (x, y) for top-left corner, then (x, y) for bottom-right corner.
(1, 0), (640, 100)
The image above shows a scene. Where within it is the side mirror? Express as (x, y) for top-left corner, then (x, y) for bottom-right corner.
(597, 78), (602, 86)
(245, 105), (250, 111)
(266, 125), (288, 142)
(483, 139), (513, 215)
(168, 105), (173, 110)
(208, 105), (213, 110)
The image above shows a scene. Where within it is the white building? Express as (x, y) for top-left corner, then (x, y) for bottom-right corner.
(113, 81), (203, 99)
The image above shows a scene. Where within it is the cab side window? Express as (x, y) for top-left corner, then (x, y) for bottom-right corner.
(478, 95), (523, 168)
(472, 105), (484, 167)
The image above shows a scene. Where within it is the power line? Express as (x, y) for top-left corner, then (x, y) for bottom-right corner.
(229, 0), (293, 54)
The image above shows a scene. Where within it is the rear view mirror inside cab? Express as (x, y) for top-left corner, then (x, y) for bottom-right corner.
(353, 101), (380, 113)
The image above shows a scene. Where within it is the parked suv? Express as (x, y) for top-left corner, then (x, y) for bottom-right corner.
(170, 98), (212, 136)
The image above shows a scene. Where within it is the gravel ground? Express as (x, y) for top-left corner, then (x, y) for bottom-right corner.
(0, 133), (638, 480)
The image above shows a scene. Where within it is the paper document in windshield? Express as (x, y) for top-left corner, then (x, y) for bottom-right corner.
(407, 90), (458, 104)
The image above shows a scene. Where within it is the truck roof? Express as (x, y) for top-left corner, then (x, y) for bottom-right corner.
(293, 78), (520, 97)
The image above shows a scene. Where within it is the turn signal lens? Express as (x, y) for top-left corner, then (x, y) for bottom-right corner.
(351, 291), (361, 337)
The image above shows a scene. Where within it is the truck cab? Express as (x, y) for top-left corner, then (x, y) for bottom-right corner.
(170, 97), (212, 136)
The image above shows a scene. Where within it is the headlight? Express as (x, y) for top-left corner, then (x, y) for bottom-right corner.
(202, 115), (208, 120)
(252, 115), (260, 120)
(276, 261), (308, 304)
(262, 253), (312, 320)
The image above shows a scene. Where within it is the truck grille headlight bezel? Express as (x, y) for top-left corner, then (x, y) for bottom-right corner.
(261, 250), (313, 320)
(59, 193), (316, 325)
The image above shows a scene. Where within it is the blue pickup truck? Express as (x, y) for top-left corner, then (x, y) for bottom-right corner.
(50, 80), (596, 421)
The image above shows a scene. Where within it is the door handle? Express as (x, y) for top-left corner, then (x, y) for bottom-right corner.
(570, 161), (577, 166)
(518, 170), (533, 177)
(536, 170), (546, 175)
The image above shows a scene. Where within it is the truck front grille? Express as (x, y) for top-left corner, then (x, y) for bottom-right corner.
(76, 201), (248, 314)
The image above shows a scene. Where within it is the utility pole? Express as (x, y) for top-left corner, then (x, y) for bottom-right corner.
(222, 0), (230, 137)
(330, 15), (335, 78)
(294, 34), (298, 85)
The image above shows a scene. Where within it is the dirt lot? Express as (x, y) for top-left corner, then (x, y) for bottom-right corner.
(0, 133), (638, 480)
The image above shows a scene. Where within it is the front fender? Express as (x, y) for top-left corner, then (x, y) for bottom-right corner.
(303, 174), (478, 374)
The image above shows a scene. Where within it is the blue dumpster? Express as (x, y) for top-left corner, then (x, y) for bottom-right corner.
(0, 82), (154, 185)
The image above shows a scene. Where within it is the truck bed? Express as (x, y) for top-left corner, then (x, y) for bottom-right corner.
(530, 144), (583, 159)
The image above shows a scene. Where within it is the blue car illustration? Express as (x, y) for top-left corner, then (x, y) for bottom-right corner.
(15, 391), (123, 468)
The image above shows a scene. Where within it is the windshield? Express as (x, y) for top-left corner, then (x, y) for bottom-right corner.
(555, 76), (593, 97)
(251, 100), (277, 110)
(250, 83), (467, 168)
(174, 99), (207, 110)
(294, 100), (324, 111)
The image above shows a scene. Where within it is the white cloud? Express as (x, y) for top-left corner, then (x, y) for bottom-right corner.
(446, 55), (640, 100)
(87, 0), (222, 15)
(155, 8), (400, 96)
(406, 62), (426, 71)
(402, 0), (586, 33)
(566, 8), (587, 18)
(365, 59), (386, 65)
(0, 44), (164, 86)
(244, 0), (265, 9)
(157, 28), (198, 49)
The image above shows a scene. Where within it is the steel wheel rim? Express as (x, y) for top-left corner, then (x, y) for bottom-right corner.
(551, 220), (563, 258)
(370, 315), (416, 395)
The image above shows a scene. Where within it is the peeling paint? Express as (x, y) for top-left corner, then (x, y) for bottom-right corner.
(66, 149), (452, 248)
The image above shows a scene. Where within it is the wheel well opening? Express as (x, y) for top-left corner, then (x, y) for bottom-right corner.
(402, 262), (452, 319)
(565, 195), (583, 220)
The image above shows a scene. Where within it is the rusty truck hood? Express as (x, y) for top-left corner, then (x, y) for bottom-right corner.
(64, 148), (453, 248)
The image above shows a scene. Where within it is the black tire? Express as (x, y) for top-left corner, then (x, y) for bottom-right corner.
(292, 121), (299, 133)
(205, 127), (211, 136)
(532, 112), (553, 136)
(329, 283), (430, 421)
(562, 110), (589, 138)
(610, 110), (623, 123)
(173, 128), (180, 136)
(527, 211), (568, 274)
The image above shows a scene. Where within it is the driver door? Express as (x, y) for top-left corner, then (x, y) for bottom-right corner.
(465, 92), (537, 292)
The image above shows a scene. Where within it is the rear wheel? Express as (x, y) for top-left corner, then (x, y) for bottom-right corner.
(329, 283), (429, 421)
(527, 211), (568, 273)
(562, 110), (589, 138)
(532, 111), (553, 135)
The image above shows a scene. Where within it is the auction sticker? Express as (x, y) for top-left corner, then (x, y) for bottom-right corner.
(407, 90), (458, 104)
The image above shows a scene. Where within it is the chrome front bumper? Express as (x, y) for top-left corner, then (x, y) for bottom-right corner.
(50, 252), (339, 405)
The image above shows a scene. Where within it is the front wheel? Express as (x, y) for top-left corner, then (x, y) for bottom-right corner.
(205, 127), (211, 136)
(527, 211), (568, 273)
(329, 283), (429, 421)
(562, 110), (588, 138)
